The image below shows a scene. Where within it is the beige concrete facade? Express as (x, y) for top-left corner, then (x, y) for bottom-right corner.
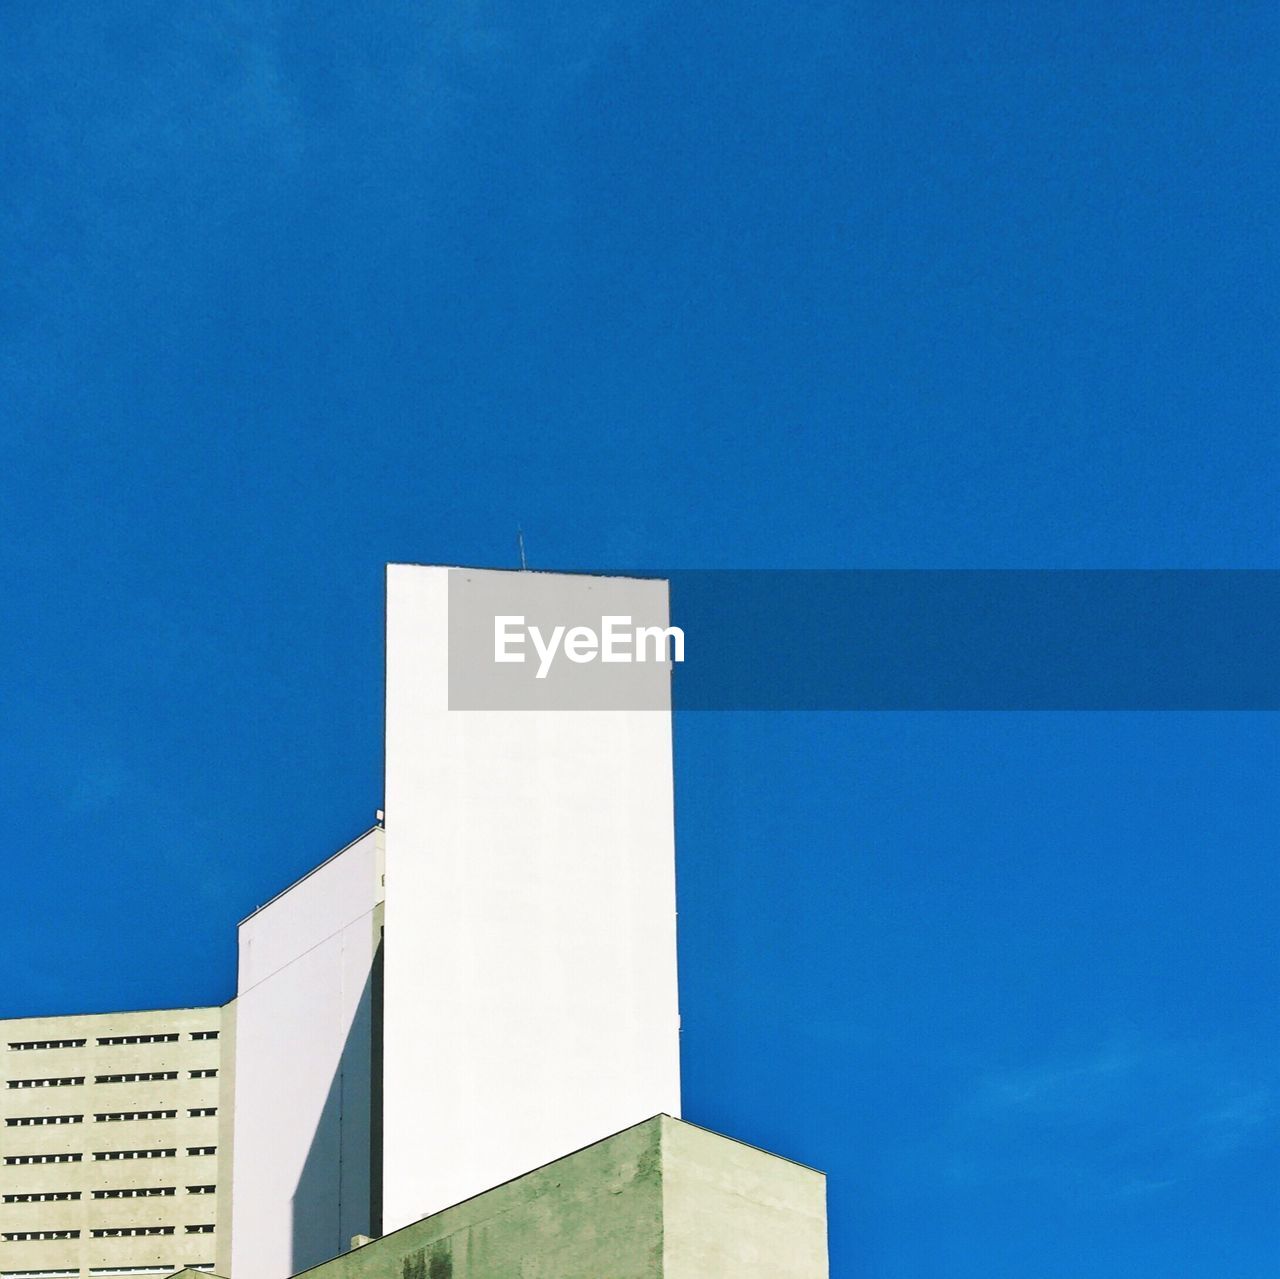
(0, 1006), (235, 1279)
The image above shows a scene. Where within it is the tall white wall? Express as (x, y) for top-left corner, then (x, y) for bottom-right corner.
(230, 830), (384, 1279)
(381, 565), (681, 1232)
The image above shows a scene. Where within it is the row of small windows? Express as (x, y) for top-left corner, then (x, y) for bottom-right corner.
(91, 1074), (177, 1085)
(8, 1032), (218, 1052)
(94, 1035), (177, 1047)
(8, 1071), (221, 1090)
(4, 1148), (215, 1165)
(95, 1150), (176, 1161)
(95, 1111), (177, 1122)
(2, 1185), (212, 1202)
(6, 1070), (218, 1087)
(1, 1264), (209, 1275)
(93, 1267), (198, 1276)
(4, 1042), (85, 1053)
(2, 1110), (214, 1128)
(1, 1229), (215, 1243)
(0, 1269), (213, 1278)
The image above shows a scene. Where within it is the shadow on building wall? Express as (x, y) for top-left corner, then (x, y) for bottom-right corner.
(290, 942), (383, 1273)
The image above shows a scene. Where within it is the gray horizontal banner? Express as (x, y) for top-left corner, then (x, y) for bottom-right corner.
(447, 570), (1279, 711)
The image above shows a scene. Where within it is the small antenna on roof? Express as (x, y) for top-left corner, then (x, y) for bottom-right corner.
(516, 525), (528, 571)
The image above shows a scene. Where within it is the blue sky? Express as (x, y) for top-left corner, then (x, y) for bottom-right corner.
(1, 3), (1277, 1276)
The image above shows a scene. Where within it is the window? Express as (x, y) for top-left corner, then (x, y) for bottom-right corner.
(4, 1115), (82, 1127)
(187, 1266), (216, 1273)
(189, 1032), (219, 1041)
(187, 1108), (216, 1118)
(186, 1186), (215, 1195)
(3, 1154), (81, 1165)
(2, 1193), (81, 1204)
(186, 1147), (216, 1157)
(2, 1269), (80, 1277)
(91, 1228), (174, 1239)
(188, 1070), (217, 1080)
(93, 1188), (174, 1200)
(94, 1072), (178, 1084)
(93, 1149), (176, 1161)
(89, 1268), (175, 1276)
(184, 1226), (215, 1236)
(6, 1078), (83, 1089)
(96, 1034), (179, 1047)
(6, 1041), (85, 1052)
(95, 1111), (177, 1122)
(2, 1233), (79, 1243)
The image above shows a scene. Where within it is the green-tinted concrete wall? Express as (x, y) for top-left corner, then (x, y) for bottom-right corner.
(280, 1116), (826, 1279)
(662, 1118), (828, 1279)
(297, 1119), (664, 1279)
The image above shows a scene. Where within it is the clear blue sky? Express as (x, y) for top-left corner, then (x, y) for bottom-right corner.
(2, 4), (1276, 1276)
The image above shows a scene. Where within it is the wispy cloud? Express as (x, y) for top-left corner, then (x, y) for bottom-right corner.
(939, 1035), (1278, 1198)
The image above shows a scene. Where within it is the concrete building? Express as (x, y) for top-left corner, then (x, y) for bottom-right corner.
(229, 830), (384, 1279)
(2, 567), (822, 1279)
(279, 1115), (827, 1279)
(0, 1006), (235, 1279)
(381, 566), (681, 1234)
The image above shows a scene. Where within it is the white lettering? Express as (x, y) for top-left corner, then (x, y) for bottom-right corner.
(492, 615), (685, 677)
(635, 624), (685, 664)
(529, 624), (565, 679)
(563, 625), (599, 663)
(600, 615), (632, 662)
(494, 616), (526, 663)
